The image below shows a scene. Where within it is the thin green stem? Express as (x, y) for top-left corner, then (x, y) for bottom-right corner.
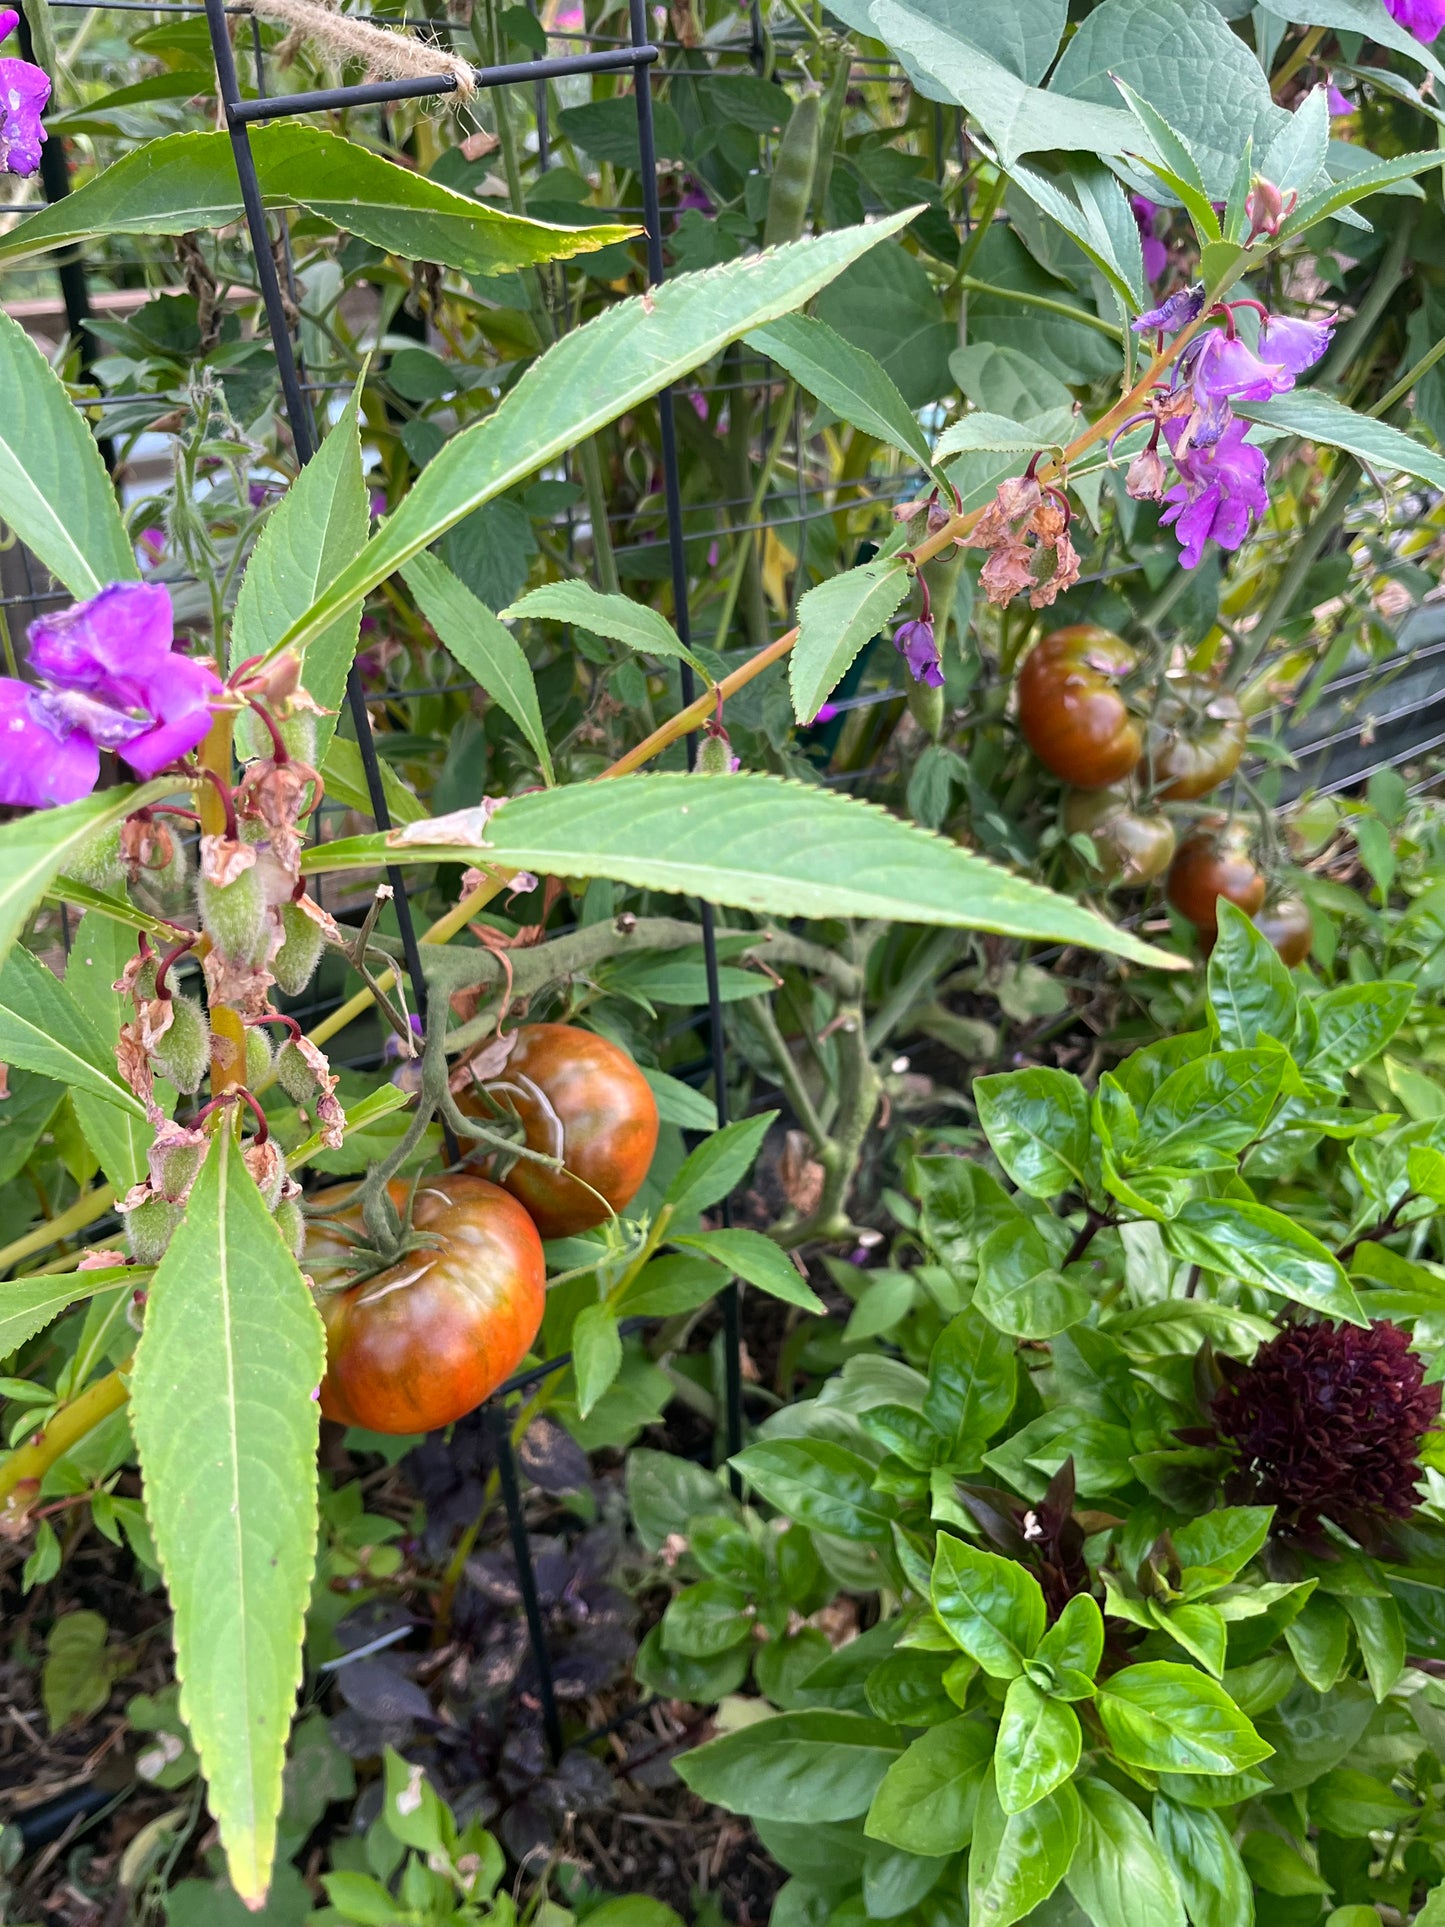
(712, 380), (797, 652)
(751, 996), (830, 1151)
(578, 437), (622, 595)
(1369, 332), (1445, 419)
(954, 171), (1007, 283)
(960, 276), (1123, 341)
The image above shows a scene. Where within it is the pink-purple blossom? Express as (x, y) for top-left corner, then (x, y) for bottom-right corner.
(1259, 312), (1333, 375)
(0, 582), (224, 807)
(1384, 0), (1445, 44)
(0, 8), (48, 178)
(894, 617), (943, 688)
(1159, 416), (1269, 569)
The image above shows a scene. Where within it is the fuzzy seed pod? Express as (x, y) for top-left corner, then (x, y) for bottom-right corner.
(278, 710), (318, 766)
(272, 900), (326, 997)
(696, 732), (734, 776)
(197, 866), (268, 963)
(274, 1038), (318, 1105)
(126, 1195), (183, 1265)
(69, 825), (126, 893)
(151, 996), (210, 1095)
(244, 1026), (274, 1088)
(273, 1196), (306, 1259)
(148, 831), (192, 912)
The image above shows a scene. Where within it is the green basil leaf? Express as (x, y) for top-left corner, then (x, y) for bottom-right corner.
(1208, 902), (1297, 1051)
(974, 1218), (1091, 1340)
(973, 1067), (1091, 1198)
(968, 1767), (1081, 1927)
(1096, 1662), (1273, 1775)
(923, 1309), (1017, 1461)
(931, 1535), (1046, 1678)
(1065, 1778), (1185, 1927)
(994, 1678), (1080, 1814)
(732, 1439), (894, 1542)
(1153, 1796), (1252, 1927)
(674, 1710), (901, 1823)
(864, 1716), (992, 1856)
(1163, 1199), (1365, 1325)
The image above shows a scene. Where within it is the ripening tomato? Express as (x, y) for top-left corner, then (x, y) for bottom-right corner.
(1148, 676), (1247, 802)
(1167, 820), (1267, 936)
(460, 1022), (660, 1240)
(308, 1174), (545, 1434)
(1061, 785), (1176, 885)
(1017, 625), (1142, 789)
(1254, 896), (1313, 967)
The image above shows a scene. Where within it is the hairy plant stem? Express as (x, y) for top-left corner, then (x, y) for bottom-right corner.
(0, 1362), (132, 1521)
(749, 997), (830, 1151)
(196, 709), (246, 1094)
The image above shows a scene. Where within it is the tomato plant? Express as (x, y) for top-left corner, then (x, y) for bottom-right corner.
(460, 1023), (660, 1240)
(308, 1175), (546, 1435)
(1254, 893), (1314, 966)
(1061, 784), (1176, 885)
(1147, 676), (1248, 801)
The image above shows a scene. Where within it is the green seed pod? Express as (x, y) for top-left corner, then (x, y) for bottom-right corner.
(273, 1196), (305, 1259)
(68, 824), (126, 893)
(275, 1039), (318, 1105)
(149, 830), (191, 911)
(126, 1195), (183, 1265)
(197, 864), (268, 962)
(278, 710), (318, 766)
(696, 732), (734, 776)
(151, 996), (211, 1095)
(135, 960), (159, 1003)
(245, 1026), (274, 1088)
(272, 900), (325, 997)
(764, 92), (821, 249)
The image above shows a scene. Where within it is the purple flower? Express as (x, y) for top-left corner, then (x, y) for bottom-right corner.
(0, 18), (50, 179)
(1385, 0), (1445, 43)
(894, 617), (943, 688)
(813, 701), (841, 724)
(678, 177), (714, 216)
(11, 582), (223, 799)
(1130, 194), (1167, 284)
(1327, 83), (1354, 116)
(1159, 416), (1269, 568)
(1132, 283), (1205, 336)
(1189, 329), (1292, 405)
(1259, 311), (1333, 375)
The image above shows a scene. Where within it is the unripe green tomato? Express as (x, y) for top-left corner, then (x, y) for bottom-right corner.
(151, 996), (211, 1096)
(274, 1196), (306, 1259)
(275, 1039), (317, 1105)
(272, 901), (326, 997)
(197, 866), (268, 962)
(245, 1026), (274, 1088)
(1061, 786), (1176, 885)
(126, 1195), (182, 1265)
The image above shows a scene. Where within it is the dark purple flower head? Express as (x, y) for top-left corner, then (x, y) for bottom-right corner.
(1130, 194), (1167, 284)
(894, 616), (943, 689)
(1259, 311), (1333, 376)
(678, 176), (714, 216)
(1214, 1317), (1441, 1537)
(0, 28), (49, 178)
(2, 582), (224, 806)
(1132, 283), (1205, 336)
(1160, 415), (1269, 568)
(1385, 0), (1445, 43)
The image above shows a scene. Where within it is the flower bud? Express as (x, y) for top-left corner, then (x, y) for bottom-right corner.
(272, 899), (325, 996)
(275, 1038), (318, 1106)
(245, 1026), (274, 1087)
(273, 1195), (305, 1258)
(197, 865), (268, 963)
(151, 995), (210, 1095)
(125, 1194), (183, 1265)
(1246, 175), (1285, 239)
(68, 824), (126, 893)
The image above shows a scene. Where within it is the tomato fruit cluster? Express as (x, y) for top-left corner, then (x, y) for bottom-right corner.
(307, 1024), (660, 1433)
(1061, 785), (1175, 885)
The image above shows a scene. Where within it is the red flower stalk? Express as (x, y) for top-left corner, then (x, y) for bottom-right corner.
(1213, 1319), (1440, 1537)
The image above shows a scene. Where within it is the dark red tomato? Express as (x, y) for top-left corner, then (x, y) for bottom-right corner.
(1167, 821), (1267, 936)
(1017, 625), (1142, 789)
(1254, 896), (1313, 967)
(461, 1022), (660, 1240)
(308, 1174), (544, 1434)
(1148, 677), (1247, 802)
(1061, 785), (1176, 885)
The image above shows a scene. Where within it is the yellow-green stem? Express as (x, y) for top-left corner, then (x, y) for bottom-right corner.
(0, 1363), (131, 1520)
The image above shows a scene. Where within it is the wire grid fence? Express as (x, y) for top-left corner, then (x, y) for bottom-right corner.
(8, 0), (1445, 1791)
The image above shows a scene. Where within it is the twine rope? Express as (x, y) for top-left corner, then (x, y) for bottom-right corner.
(236, 0), (478, 96)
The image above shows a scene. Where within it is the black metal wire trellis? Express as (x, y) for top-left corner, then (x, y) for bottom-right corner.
(184, 0), (743, 1759)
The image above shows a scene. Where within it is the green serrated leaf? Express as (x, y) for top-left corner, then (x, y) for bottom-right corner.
(790, 562), (911, 724)
(130, 1127), (326, 1905)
